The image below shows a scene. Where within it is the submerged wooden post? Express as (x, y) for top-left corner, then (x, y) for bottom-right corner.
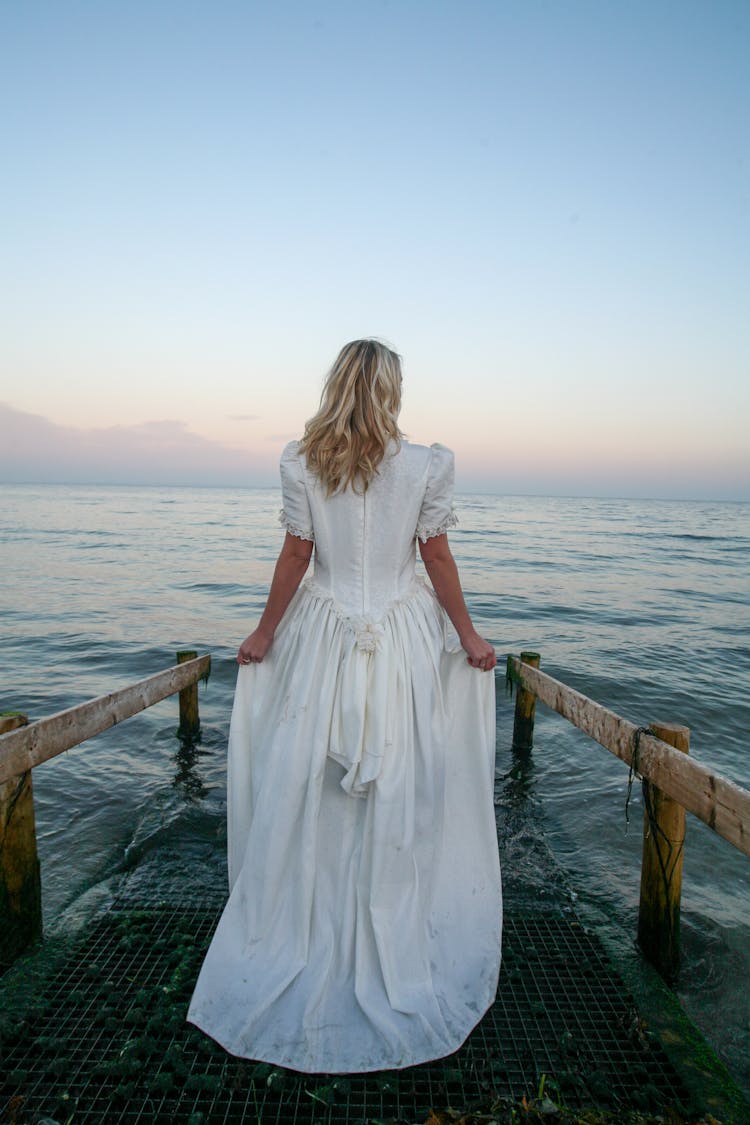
(0, 712), (42, 966)
(638, 721), (690, 980)
(512, 651), (540, 752)
(176, 650), (201, 738)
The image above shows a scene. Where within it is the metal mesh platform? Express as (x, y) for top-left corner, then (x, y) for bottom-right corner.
(0, 904), (693, 1123)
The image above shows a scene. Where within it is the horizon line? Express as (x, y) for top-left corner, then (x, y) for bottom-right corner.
(1, 478), (748, 506)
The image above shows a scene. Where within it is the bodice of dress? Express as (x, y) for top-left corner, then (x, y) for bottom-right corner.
(279, 439), (458, 620)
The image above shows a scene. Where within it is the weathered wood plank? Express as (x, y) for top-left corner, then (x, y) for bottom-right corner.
(0, 655), (211, 785)
(508, 656), (750, 859)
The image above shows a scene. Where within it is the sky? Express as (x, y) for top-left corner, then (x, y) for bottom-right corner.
(1, 0), (748, 498)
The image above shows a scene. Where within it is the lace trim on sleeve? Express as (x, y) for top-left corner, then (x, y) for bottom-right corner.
(279, 508), (315, 542)
(416, 510), (459, 543)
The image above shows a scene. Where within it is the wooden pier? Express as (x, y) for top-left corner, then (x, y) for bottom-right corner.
(1, 651), (749, 1123)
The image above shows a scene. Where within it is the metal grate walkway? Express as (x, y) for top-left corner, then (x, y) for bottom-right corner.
(1, 902), (692, 1123)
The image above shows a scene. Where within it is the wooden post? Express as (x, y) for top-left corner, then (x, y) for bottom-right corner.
(512, 651), (540, 752)
(0, 712), (42, 967)
(176, 650), (200, 738)
(638, 721), (690, 981)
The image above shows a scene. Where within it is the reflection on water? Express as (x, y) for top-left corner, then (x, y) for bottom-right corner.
(172, 733), (209, 803)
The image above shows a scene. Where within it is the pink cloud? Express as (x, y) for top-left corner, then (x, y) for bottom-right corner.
(0, 404), (280, 486)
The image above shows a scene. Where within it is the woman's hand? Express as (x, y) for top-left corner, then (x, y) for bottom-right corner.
(460, 630), (497, 672)
(237, 627), (274, 665)
(237, 533), (313, 667)
(419, 535), (496, 672)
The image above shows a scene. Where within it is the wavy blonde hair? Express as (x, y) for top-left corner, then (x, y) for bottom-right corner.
(299, 339), (403, 494)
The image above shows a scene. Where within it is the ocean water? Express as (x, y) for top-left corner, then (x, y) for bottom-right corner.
(1, 483), (748, 1090)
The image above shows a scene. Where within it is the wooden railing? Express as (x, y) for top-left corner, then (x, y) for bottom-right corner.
(0, 652), (210, 968)
(507, 652), (750, 979)
(4, 647), (747, 983)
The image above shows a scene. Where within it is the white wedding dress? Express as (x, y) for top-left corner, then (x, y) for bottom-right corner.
(187, 439), (502, 1073)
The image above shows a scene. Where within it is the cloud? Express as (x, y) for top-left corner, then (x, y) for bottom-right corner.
(2, 403), (747, 499)
(0, 403), (280, 486)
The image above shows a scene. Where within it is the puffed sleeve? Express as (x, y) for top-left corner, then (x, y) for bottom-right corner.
(416, 443), (459, 542)
(278, 441), (315, 541)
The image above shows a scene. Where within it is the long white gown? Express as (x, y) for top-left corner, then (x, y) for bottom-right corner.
(186, 439), (502, 1073)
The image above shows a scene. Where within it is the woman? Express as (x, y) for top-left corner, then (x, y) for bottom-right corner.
(187, 339), (502, 1073)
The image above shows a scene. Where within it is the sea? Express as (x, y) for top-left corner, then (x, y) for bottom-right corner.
(1, 483), (748, 1093)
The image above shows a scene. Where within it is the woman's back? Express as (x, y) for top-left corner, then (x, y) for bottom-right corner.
(281, 439), (457, 618)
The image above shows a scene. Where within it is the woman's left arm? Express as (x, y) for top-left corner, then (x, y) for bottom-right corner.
(419, 533), (496, 671)
(237, 533), (314, 663)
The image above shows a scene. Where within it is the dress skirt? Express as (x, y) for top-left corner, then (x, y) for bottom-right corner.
(186, 578), (502, 1073)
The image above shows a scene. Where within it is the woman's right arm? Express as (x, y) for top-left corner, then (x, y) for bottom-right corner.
(237, 532), (314, 663)
(418, 533), (496, 671)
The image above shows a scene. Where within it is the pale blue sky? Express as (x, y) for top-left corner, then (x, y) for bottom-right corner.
(1, 0), (748, 497)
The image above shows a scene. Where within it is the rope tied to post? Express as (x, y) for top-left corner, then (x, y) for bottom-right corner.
(624, 725), (651, 830)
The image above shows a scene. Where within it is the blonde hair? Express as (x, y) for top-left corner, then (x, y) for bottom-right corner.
(299, 339), (403, 494)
